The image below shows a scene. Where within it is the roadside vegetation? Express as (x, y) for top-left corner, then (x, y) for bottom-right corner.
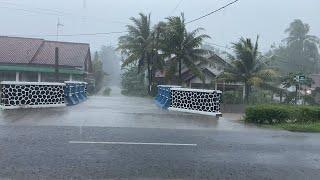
(92, 51), (107, 94)
(245, 104), (320, 132)
(118, 13), (320, 132)
(103, 87), (112, 96)
(118, 13), (211, 96)
(263, 123), (320, 133)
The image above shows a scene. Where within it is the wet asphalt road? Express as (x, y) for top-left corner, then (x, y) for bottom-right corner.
(0, 90), (320, 179)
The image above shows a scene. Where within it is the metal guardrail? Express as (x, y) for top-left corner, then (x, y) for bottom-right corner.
(64, 81), (88, 106)
(154, 85), (181, 109)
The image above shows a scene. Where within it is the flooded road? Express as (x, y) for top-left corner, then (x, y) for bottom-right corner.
(0, 91), (247, 130)
(0, 88), (320, 179)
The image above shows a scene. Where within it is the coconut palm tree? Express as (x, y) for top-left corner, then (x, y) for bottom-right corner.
(221, 36), (276, 103)
(162, 14), (211, 84)
(118, 13), (162, 94)
(284, 19), (320, 73)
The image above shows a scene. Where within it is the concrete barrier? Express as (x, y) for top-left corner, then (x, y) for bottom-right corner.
(64, 81), (88, 106)
(155, 85), (222, 117)
(0, 81), (66, 109)
(169, 88), (222, 117)
(154, 85), (181, 109)
(0, 81), (88, 109)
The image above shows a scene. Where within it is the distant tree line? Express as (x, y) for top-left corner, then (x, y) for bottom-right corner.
(118, 13), (320, 104)
(118, 13), (211, 95)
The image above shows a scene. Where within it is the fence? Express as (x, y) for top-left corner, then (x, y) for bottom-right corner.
(64, 81), (88, 106)
(155, 85), (222, 117)
(0, 81), (87, 109)
(154, 85), (181, 109)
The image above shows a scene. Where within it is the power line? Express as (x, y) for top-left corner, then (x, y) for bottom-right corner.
(168, 0), (184, 16)
(0, 1), (68, 14)
(186, 0), (239, 24)
(205, 41), (232, 50)
(6, 31), (129, 38)
(0, 2), (127, 25)
(0, 6), (62, 16)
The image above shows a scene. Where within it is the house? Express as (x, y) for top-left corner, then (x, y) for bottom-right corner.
(311, 74), (320, 89)
(181, 53), (228, 89)
(0, 36), (92, 83)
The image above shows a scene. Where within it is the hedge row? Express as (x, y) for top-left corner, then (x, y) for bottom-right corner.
(245, 104), (320, 124)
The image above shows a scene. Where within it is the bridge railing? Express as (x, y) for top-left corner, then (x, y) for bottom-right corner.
(0, 81), (66, 109)
(0, 81), (88, 109)
(169, 88), (222, 117)
(154, 85), (181, 109)
(155, 85), (222, 117)
(64, 81), (88, 106)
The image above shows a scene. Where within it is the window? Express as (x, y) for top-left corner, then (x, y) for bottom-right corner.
(0, 71), (16, 81)
(73, 74), (84, 81)
(19, 72), (38, 82)
(42, 72), (56, 82)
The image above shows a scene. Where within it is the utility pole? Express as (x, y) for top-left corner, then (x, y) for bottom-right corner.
(55, 47), (60, 82)
(56, 18), (64, 40)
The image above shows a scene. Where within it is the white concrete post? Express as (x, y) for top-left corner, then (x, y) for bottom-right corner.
(15, 72), (20, 82)
(69, 74), (73, 81)
(37, 72), (41, 82)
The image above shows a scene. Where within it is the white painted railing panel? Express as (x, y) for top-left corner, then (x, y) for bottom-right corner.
(0, 81), (66, 109)
(169, 88), (222, 116)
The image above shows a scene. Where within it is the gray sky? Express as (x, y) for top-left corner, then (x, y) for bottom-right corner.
(0, 0), (319, 52)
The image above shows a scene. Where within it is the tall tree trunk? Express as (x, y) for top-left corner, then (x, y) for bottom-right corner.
(147, 58), (151, 95)
(178, 59), (182, 85)
(244, 82), (250, 104)
(295, 84), (299, 104)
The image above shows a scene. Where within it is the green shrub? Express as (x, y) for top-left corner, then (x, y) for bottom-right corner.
(121, 66), (148, 97)
(103, 87), (111, 96)
(245, 104), (320, 124)
(222, 91), (243, 104)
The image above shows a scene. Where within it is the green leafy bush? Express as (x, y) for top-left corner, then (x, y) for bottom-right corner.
(103, 87), (111, 96)
(121, 66), (148, 97)
(222, 91), (243, 104)
(245, 104), (320, 124)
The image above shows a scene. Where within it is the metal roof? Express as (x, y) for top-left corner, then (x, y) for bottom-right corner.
(0, 36), (90, 68)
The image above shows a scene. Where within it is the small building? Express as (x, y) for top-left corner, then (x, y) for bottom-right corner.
(311, 74), (320, 89)
(181, 54), (228, 89)
(0, 36), (92, 83)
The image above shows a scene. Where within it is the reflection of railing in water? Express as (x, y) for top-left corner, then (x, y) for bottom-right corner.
(155, 85), (222, 117)
(0, 81), (88, 109)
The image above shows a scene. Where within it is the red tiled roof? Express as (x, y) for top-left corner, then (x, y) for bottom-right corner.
(0, 36), (43, 64)
(31, 41), (89, 67)
(0, 36), (90, 68)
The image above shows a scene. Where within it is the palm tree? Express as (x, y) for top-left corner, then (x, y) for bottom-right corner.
(118, 13), (156, 94)
(284, 19), (320, 73)
(162, 14), (211, 84)
(221, 36), (276, 103)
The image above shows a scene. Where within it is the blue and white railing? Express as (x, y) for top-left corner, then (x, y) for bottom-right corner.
(155, 85), (222, 117)
(64, 81), (88, 106)
(154, 85), (181, 109)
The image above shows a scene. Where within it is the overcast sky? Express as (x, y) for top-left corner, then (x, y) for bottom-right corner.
(0, 0), (319, 52)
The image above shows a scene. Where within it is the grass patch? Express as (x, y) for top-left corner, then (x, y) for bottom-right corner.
(263, 122), (320, 133)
